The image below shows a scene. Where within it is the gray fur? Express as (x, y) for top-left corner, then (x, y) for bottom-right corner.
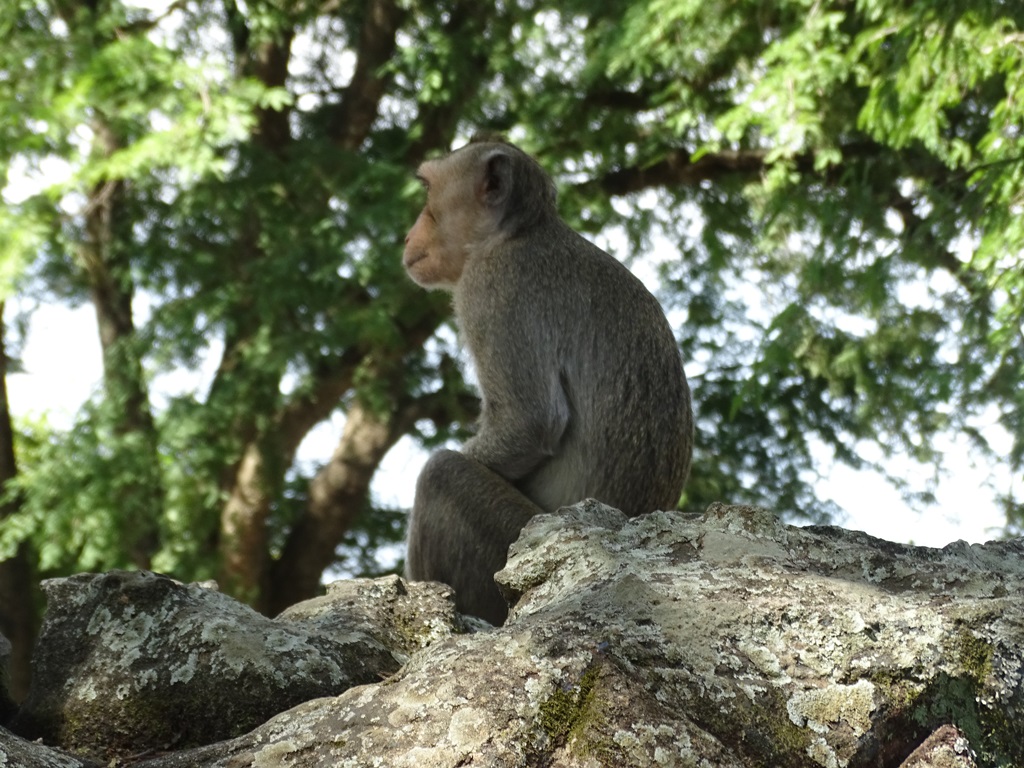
(404, 140), (693, 624)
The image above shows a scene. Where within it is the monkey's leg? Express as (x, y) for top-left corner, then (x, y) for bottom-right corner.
(405, 449), (541, 625)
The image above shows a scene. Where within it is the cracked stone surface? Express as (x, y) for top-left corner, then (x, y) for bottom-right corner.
(3, 502), (1022, 767)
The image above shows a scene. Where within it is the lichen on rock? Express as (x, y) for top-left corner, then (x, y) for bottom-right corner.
(2, 503), (1022, 767)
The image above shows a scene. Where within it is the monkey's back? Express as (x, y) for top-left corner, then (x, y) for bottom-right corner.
(466, 221), (693, 517)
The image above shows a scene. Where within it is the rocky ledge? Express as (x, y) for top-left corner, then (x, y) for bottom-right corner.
(1, 502), (1021, 767)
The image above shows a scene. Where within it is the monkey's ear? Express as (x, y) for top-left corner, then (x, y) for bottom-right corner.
(479, 149), (513, 210)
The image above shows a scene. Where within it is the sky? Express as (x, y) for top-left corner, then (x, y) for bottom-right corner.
(4, 299), (1012, 550)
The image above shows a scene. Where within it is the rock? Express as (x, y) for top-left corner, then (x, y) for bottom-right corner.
(6, 503), (1024, 766)
(8, 571), (404, 760)
(276, 573), (484, 662)
(149, 503), (1024, 767)
(899, 724), (978, 768)
(0, 632), (15, 723)
(0, 726), (99, 768)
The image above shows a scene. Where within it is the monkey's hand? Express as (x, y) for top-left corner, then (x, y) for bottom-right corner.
(462, 376), (570, 482)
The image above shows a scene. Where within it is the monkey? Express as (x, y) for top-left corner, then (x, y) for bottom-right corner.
(402, 136), (693, 625)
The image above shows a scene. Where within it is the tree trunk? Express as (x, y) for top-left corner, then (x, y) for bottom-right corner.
(0, 304), (37, 703)
(211, 2), (295, 605)
(51, 0), (164, 574)
(218, 443), (272, 606)
(79, 145), (163, 569)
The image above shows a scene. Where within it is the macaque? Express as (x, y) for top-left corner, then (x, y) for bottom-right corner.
(403, 137), (693, 624)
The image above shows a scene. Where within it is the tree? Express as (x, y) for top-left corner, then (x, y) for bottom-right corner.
(0, 0), (1021, 697)
(0, 306), (35, 702)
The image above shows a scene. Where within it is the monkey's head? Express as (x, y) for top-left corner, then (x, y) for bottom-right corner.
(403, 138), (557, 289)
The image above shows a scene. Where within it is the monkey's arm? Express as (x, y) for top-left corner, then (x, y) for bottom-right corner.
(460, 301), (570, 482)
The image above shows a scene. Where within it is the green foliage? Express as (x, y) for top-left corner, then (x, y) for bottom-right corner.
(0, 403), (159, 571)
(0, 203), (48, 301)
(514, 0), (1024, 524)
(0, 0), (1022, 604)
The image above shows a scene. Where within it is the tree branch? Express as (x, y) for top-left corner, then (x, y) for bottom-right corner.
(586, 148), (770, 196)
(406, 2), (494, 163)
(271, 284), (446, 466)
(576, 141), (893, 197)
(326, 0), (406, 150)
(261, 288), (454, 612)
(224, 0), (294, 151)
(266, 398), (397, 614)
